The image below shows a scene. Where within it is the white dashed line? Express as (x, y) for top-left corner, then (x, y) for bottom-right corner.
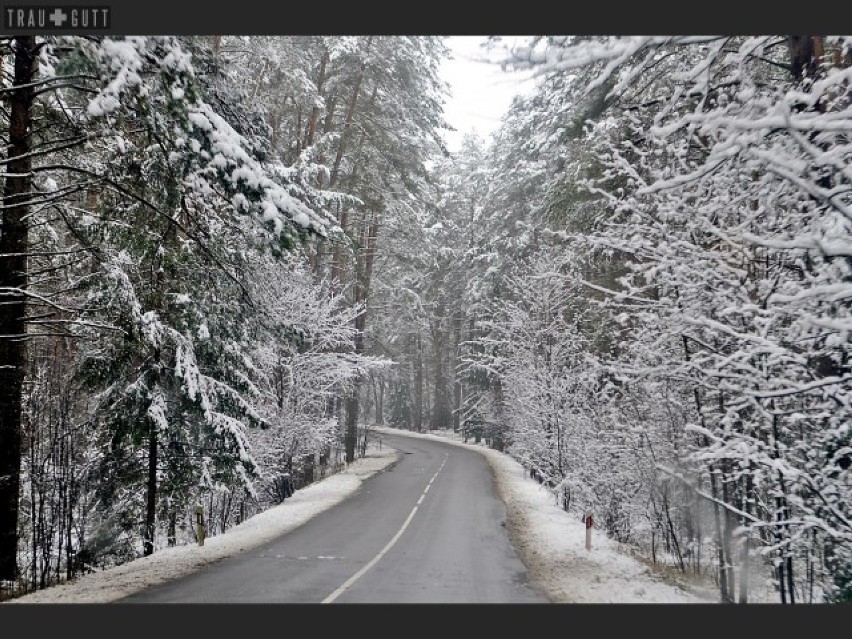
(321, 454), (448, 603)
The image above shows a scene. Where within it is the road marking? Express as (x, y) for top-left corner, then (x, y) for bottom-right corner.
(321, 453), (449, 604)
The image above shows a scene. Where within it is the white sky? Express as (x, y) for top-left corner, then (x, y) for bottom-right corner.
(439, 36), (537, 153)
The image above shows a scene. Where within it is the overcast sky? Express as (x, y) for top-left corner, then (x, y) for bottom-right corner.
(439, 36), (536, 153)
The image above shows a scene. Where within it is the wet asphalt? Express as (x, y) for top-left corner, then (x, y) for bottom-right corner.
(122, 432), (547, 603)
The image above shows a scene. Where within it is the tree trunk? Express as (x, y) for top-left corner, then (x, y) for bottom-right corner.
(143, 415), (157, 556)
(720, 459), (736, 599)
(738, 469), (753, 603)
(708, 463), (729, 601)
(413, 333), (423, 432)
(321, 94), (337, 135)
(651, 528), (657, 564)
(683, 337), (730, 602)
(344, 211), (380, 461)
(329, 82), (377, 286)
(329, 37), (373, 189)
(663, 489), (686, 572)
(303, 49), (329, 150)
(452, 308), (463, 432)
(694, 483), (702, 575)
(167, 508), (177, 547)
(788, 35), (817, 80)
(343, 312), (363, 462)
(0, 35), (37, 581)
(371, 375), (384, 425)
(771, 408), (795, 603)
(29, 427), (37, 589)
(330, 207), (350, 286)
(343, 287), (363, 462)
(66, 478), (75, 581)
(430, 303), (450, 430)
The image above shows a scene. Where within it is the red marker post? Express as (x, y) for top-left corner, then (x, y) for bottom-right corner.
(584, 512), (593, 551)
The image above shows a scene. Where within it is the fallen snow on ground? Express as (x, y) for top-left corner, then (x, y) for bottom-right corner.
(9, 446), (399, 604)
(375, 426), (714, 603)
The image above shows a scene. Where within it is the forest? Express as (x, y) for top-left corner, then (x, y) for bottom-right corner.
(0, 35), (850, 603)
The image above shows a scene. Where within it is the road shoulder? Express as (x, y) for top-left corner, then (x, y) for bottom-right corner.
(374, 426), (715, 603)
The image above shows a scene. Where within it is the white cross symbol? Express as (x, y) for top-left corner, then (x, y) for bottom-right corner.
(49, 8), (67, 26)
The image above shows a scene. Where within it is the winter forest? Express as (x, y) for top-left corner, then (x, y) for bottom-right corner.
(0, 34), (851, 604)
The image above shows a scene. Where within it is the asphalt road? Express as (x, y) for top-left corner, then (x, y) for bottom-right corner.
(123, 433), (548, 603)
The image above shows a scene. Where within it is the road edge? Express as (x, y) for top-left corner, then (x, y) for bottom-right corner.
(374, 426), (559, 602)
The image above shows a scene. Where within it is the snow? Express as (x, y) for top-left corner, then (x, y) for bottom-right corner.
(374, 426), (716, 603)
(8, 445), (398, 604)
(185, 102), (330, 236)
(86, 38), (146, 117)
(188, 111), (213, 132)
(7, 425), (717, 605)
(146, 391), (169, 433)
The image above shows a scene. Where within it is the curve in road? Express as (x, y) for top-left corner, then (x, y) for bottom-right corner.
(123, 433), (548, 603)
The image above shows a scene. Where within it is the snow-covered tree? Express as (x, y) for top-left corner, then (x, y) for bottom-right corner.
(500, 34), (852, 602)
(1, 34), (334, 583)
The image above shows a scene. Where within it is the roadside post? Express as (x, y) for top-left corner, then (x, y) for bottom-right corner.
(282, 471), (294, 498)
(196, 503), (206, 547)
(584, 511), (593, 550)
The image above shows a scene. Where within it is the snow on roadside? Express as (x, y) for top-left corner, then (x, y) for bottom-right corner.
(8, 445), (399, 604)
(375, 426), (713, 603)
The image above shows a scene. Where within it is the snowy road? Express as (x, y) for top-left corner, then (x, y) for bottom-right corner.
(122, 433), (548, 603)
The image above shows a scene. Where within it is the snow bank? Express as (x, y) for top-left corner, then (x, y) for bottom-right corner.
(9, 446), (399, 604)
(375, 427), (714, 603)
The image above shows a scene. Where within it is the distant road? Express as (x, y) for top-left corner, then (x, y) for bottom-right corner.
(123, 432), (548, 603)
